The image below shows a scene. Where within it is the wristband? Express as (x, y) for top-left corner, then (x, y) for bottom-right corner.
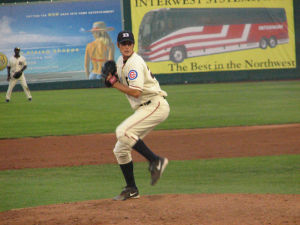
(108, 76), (118, 86)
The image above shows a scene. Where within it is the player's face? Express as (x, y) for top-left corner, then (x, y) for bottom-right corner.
(14, 49), (20, 57)
(118, 41), (134, 59)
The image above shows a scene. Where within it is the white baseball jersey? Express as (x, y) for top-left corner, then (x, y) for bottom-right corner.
(116, 52), (167, 110)
(8, 55), (27, 76)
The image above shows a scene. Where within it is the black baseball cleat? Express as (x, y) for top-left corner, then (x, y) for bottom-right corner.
(5, 99), (9, 102)
(113, 186), (140, 201)
(149, 157), (169, 186)
(28, 98), (32, 101)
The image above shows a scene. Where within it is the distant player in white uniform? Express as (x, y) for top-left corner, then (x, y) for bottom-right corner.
(6, 47), (32, 102)
(105, 31), (170, 201)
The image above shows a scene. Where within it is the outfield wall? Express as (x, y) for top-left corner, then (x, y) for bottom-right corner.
(0, 0), (299, 92)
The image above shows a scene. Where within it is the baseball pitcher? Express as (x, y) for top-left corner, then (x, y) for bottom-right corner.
(102, 31), (170, 201)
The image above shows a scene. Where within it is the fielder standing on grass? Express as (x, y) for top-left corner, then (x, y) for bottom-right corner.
(5, 47), (32, 102)
(101, 31), (170, 201)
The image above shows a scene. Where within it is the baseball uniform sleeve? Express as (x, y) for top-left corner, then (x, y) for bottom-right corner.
(7, 58), (11, 67)
(127, 60), (144, 92)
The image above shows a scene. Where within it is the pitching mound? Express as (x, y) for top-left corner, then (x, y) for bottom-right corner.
(1, 194), (299, 225)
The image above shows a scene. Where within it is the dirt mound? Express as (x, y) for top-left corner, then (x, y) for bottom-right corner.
(1, 194), (299, 225)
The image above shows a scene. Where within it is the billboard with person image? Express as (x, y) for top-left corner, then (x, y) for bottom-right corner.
(0, 0), (122, 84)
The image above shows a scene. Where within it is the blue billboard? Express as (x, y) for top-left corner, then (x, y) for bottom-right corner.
(0, 0), (122, 82)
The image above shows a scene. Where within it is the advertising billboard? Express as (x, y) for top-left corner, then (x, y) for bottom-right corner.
(131, 0), (296, 74)
(0, 0), (123, 83)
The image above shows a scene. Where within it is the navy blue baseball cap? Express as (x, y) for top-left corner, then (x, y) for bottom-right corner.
(117, 31), (135, 44)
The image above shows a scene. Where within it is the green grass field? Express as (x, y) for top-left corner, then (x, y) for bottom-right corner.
(0, 155), (299, 212)
(0, 80), (300, 212)
(1, 80), (300, 138)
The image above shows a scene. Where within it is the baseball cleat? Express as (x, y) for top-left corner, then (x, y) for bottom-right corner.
(28, 98), (32, 101)
(5, 99), (9, 102)
(113, 186), (140, 201)
(149, 157), (168, 186)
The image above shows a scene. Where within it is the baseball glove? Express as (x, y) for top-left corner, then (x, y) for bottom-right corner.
(13, 71), (23, 79)
(101, 60), (118, 87)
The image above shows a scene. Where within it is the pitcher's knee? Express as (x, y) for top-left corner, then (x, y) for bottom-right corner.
(113, 149), (132, 164)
